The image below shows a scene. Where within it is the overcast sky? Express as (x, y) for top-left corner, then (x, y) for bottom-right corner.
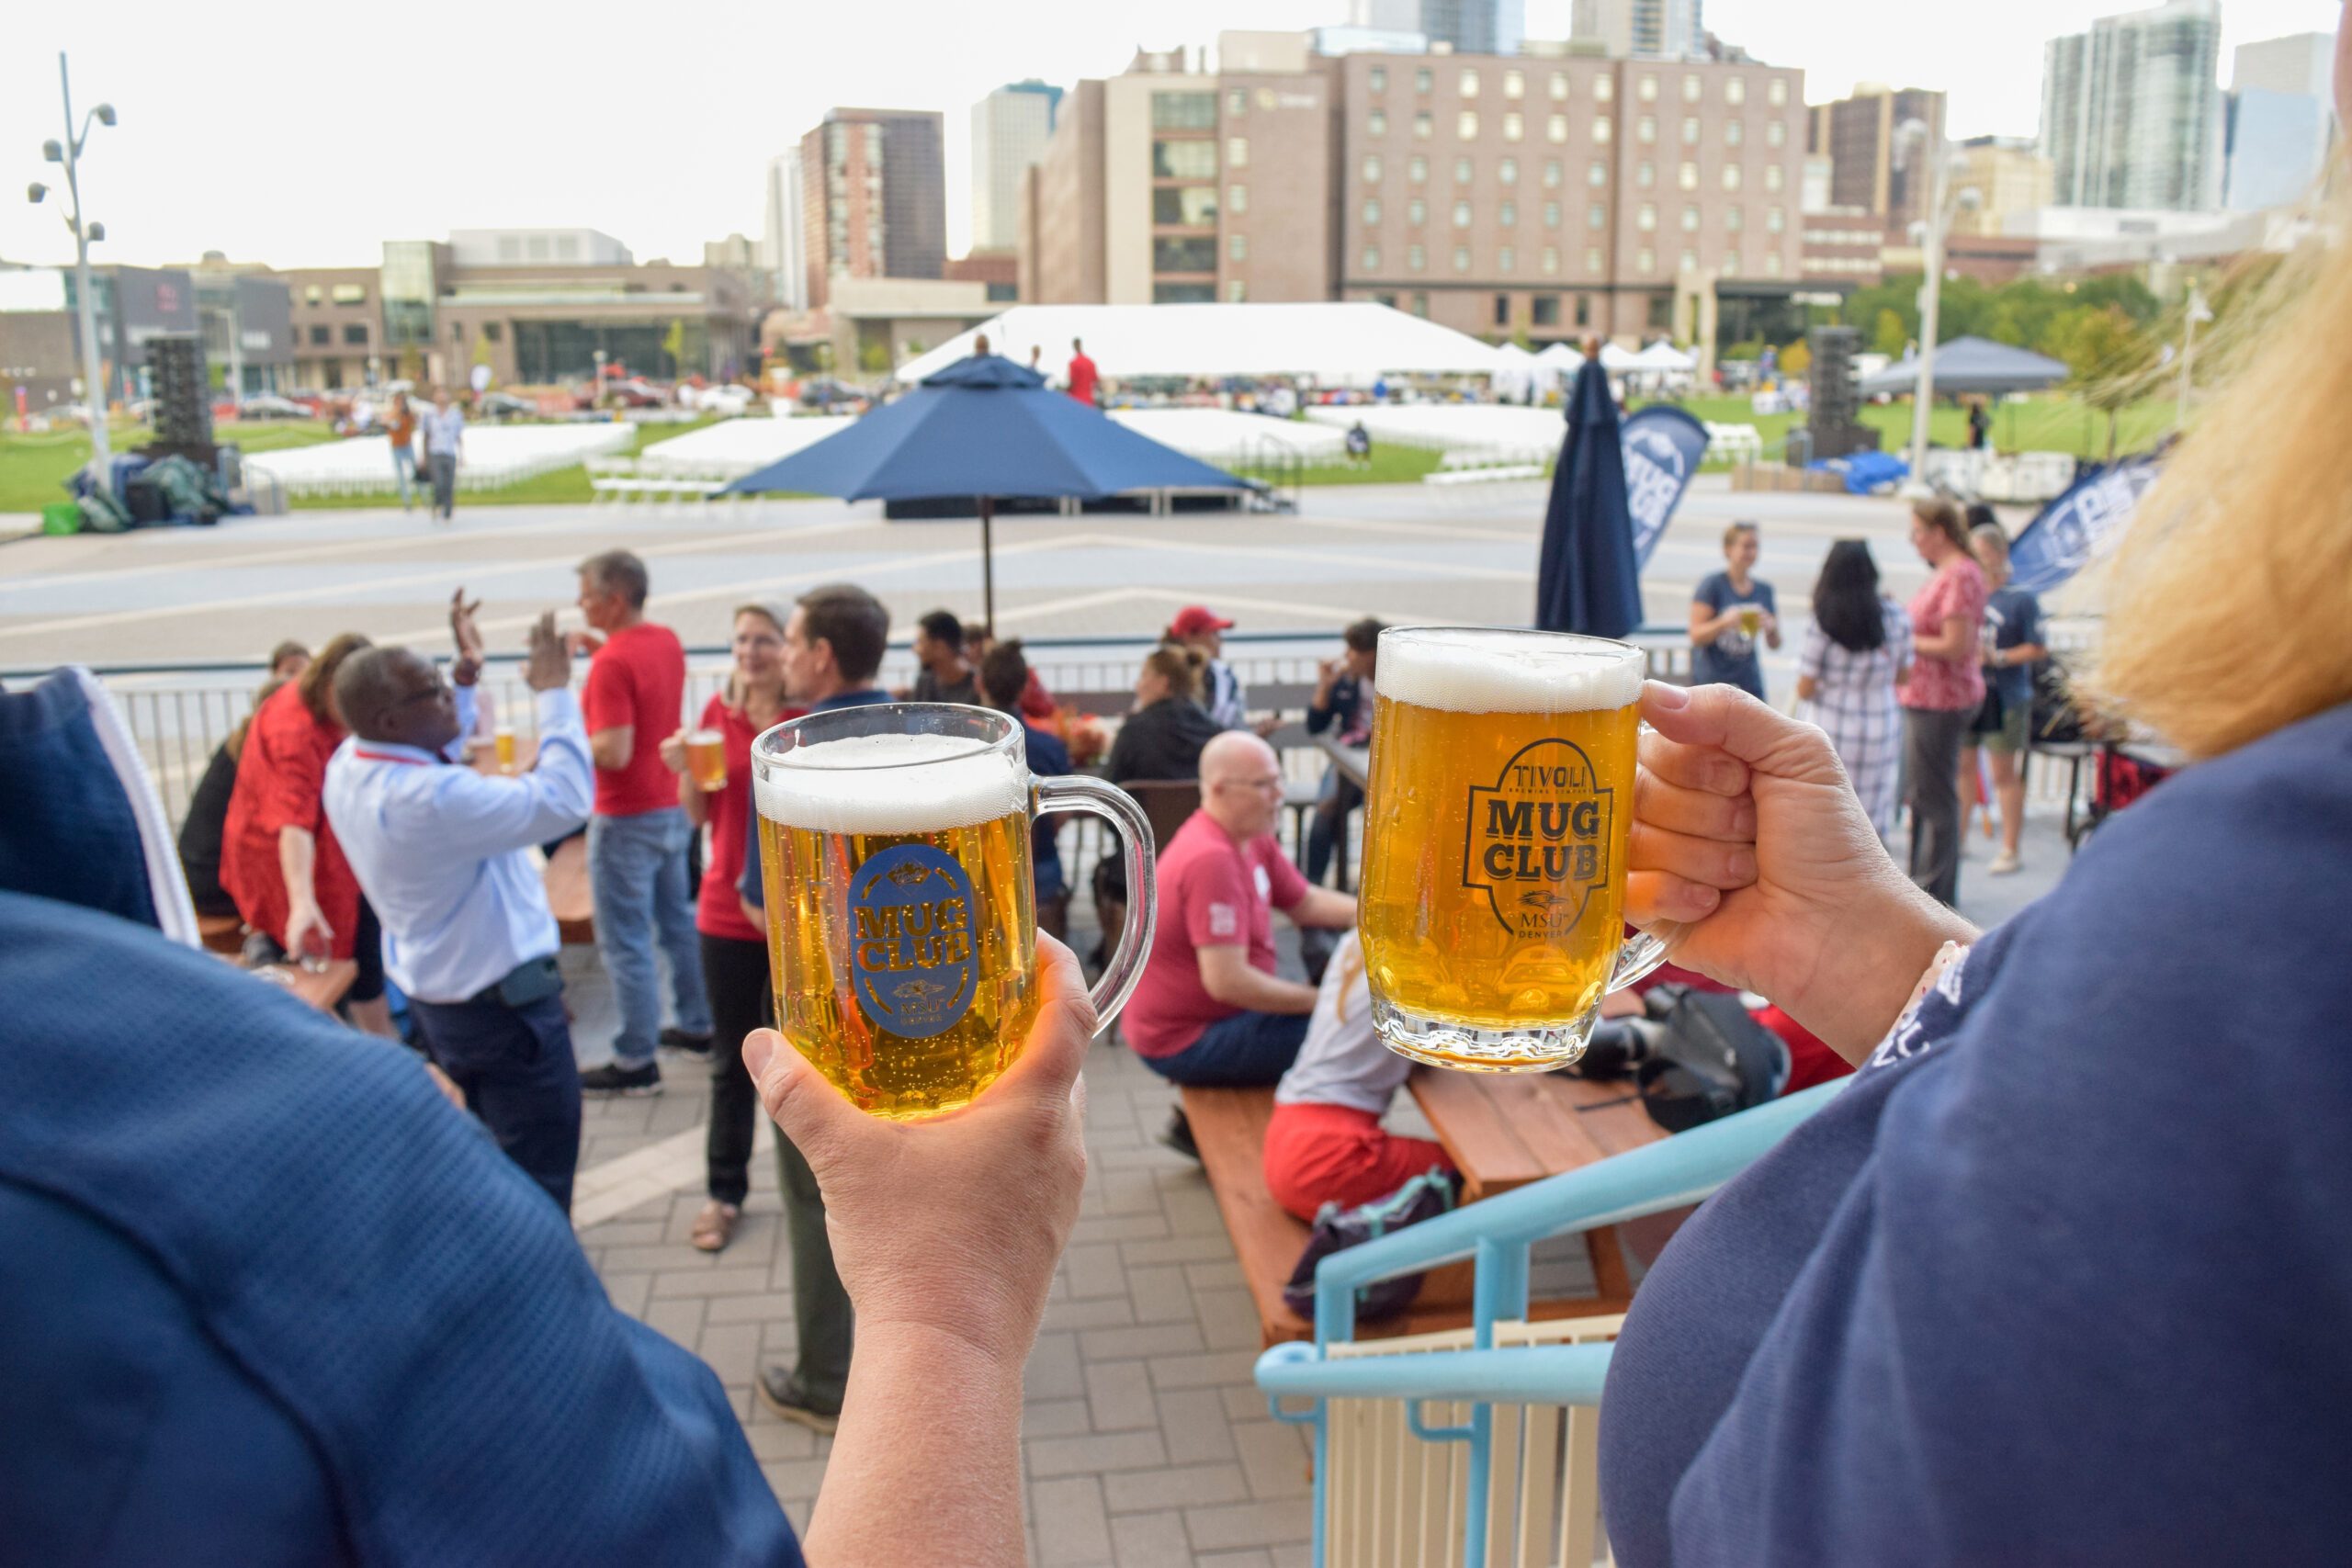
(2, 0), (2336, 271)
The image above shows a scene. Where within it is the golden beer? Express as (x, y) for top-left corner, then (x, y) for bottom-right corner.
(685, 728), (729, 792)
(1358, 627), (1660, 1071)
(1738, 605), (1762, 637)
(493, 727), (516, 773)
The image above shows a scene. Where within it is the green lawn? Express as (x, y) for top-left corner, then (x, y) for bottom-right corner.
(1643, 393), (2178, 467)
(0, 419), (343, 512)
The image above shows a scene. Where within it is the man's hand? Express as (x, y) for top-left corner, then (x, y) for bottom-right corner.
(524, 611), (571, 694)
(656, 725), (690, 775)
(1626, 682), (1973, 1061)
(283, 898), (333, 964)
(744, 935), (1094, 1362)
(448, 588), (486, 686)
(565, 629), (606, 660)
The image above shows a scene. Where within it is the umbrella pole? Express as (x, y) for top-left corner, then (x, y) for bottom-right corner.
(978, 494), (996, 638)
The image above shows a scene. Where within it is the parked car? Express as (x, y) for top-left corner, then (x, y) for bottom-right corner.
(690, 384), (754, 417)
(236, 395), (311, 420)
(478, 390), (538, 421)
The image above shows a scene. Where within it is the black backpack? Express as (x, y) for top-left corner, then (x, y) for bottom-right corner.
(1635, 988), (1790, 1133)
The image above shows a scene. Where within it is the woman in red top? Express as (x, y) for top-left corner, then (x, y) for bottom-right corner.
(659, 604), (802, 1253)
(220, 632), (396, 1035)
(1897, 498), (1990, 909)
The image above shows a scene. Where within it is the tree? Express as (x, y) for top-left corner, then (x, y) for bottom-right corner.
(1872, 308), (1909, 358)
(2047, 304), (2155, 457)
(1780, 338), (1812, 378)
(662, 318), (689, 378)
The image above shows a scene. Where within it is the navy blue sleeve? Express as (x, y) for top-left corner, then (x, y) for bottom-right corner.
(1758, 580), (1777, 615)
(1692, 571), (1728, 612)
(741, 809), (764, 908)
(2016, 591), (2043, 648)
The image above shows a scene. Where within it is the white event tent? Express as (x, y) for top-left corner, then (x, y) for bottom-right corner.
(891, 302), (1504, 384)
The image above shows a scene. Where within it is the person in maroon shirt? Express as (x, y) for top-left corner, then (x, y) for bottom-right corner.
(1066, 338), (1099, 407)
(572, 550), (711, 1096)
(657, 603), (804, 1254)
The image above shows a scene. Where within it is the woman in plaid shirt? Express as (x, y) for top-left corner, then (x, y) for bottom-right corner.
(1796, 540), (1914, 840)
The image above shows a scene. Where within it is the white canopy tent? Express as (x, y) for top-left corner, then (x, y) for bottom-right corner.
(1633, 342), (1697, 372)
(1489, 342), (1540, 402)
(890, 302), (1505, 384)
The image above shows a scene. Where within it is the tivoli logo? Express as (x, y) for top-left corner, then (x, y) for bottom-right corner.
(1461, 738), (1613, 937)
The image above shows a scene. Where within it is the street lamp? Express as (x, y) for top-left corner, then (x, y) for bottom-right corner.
(2177, 284), (2213, 428)
(1891, 117), (1977, 496)
(25, 53), (117, 491)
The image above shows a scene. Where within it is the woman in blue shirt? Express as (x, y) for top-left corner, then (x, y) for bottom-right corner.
(1687, 521), (1780, 700)
(1601, 70), (2352, 1558)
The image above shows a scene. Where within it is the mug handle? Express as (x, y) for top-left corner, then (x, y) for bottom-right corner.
(1035, 775), (1159, 1033)
(1609, 919), (1686, 994)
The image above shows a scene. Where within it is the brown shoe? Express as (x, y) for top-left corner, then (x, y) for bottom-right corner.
(690, 1200), (741, 1254)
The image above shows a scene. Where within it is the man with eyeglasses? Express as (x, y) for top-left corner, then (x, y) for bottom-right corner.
(323, 599), (593, 1210)
(1125, 733), (1358, 1154)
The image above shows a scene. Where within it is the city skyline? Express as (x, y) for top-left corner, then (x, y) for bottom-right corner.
(4, 0), (2337, 272)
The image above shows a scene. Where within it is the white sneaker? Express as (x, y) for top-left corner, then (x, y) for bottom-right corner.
(1988, 852), (2021, 875)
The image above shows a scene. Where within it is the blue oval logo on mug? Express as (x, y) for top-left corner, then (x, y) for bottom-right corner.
(847, 844), (978, 1038)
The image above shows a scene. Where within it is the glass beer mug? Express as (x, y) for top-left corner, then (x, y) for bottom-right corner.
(752, 703), (1158, 1118)
(1357, 626), (1669, 1071)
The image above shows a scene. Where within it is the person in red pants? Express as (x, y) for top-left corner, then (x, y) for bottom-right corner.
(1261, 930), (1455, 1222)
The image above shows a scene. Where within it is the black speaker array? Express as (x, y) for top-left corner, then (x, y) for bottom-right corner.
(1807, 326), (1878, 460)
(146, 333), (215, 457)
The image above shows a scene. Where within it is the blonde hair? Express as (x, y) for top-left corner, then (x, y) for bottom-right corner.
(724, 601), (791, 712)
(2090, 223), (2352, 759)
(1142, 642), (1207, 705)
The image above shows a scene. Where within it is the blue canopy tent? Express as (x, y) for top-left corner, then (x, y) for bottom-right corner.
(724, 354), (1252, 632)
(1533, 358), (1644, 639)
(1857, 336), (2069, 398)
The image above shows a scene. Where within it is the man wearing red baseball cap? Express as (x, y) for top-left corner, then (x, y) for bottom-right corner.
(1167, 605), (1245, 729)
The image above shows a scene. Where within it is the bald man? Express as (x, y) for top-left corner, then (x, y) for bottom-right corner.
(1123, 733), (1357, 1120)
(323, 614), (594, 1209)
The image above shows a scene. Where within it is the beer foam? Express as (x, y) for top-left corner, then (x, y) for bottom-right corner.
(755, 731), (1028, 834)
(1375, 628), (1645, 715)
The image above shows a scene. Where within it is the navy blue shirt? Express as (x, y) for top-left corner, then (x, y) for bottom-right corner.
(740, 686), (891, 908)
(0, 892), (804, 1567)
(1984, 584), (2043, 712)
(1023, 721), (1072, 900)
(1690, 572), (1776, 700)
(1598, 700), (2352, 1565)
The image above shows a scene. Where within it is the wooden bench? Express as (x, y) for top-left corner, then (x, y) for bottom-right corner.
(1182, 1084), (1642, 1348)
(543, 835), (595, 945)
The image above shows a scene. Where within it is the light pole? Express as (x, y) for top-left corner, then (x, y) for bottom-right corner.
(2177, 284), (2212, 428)
(1891, 118), (1978, 496)
(27, 53), (117, 490)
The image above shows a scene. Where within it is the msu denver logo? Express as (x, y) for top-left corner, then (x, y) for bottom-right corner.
(1623, 424), (1690, 559)
(847, 844), (978, 1037)
(1462, 739), (1613, 935)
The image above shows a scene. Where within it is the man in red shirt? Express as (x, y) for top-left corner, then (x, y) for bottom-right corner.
(573, 550), (710, 1096)
(1066, 338), (1099, 407)
(1125, 732), (1357, 1112)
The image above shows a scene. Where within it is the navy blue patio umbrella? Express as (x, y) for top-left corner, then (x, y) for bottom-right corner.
(1533, 357), (1644, 638)
(725, 354), (1252, 633)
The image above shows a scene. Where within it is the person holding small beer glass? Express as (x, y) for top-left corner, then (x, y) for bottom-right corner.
(657, 602), (802, 1254)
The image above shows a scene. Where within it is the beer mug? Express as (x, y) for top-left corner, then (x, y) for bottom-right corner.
(493, 726), (516, 774)
(752, 703), (1158, 1119)
(684, 727), (728, 792)
(1357, 626), (1668, 1072)
(1737, 605), (1762, 637)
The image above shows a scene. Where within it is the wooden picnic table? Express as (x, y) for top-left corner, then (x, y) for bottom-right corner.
(1407, 1058), (1670, 1311)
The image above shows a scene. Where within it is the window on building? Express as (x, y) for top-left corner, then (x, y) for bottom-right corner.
(1153, 235), (1218, 272)
(1408, 197), (1428, 224)
(1593, 116), (1611, 143)
(1588, 201), (1607, 229)
(1682, 116), (1700, 146)
(1369, 109), (1388, 136)
(1498, 246), (1515, 272)
(1228, 233), (1248, 262)
(1230, 183), (1249, 213)
(1549, 72), (1570, 101)
(1639, 74), (1658, 101)
(1639, 161), (1656, 187)
(1227, 136), (1250, 168)
(1227, 89), (1247, 117)
(1680, 249), (1697, 271)
(1502, 112), (1523, 142)
(1414, 111), (1434, 140)
(330, 283), (367, 305)
(1459, 67), (1480, 97)
(1648, 293), (1673, 328)
(1493, 292), (1510, 324)
(1586, 245), (1604, 272)
(1725, 119), (1744, 147)
(1532, 295), (1560, 326)
(1154, 139), (1217, 178)
(1766, 119), (1785, 147)
(1453, 157), (1473, 182)
(1504, 70), (1525, 99)
(1770, 78), (1788, 107)
(1764, 252), (1783, 276)
(1766, 205), (1785, 232)
(1410, 290), (1429, 315)
(1575, 294), (1591, 326)
(1457, 110), (1479, 140)
(1363, 197), (1382, 224)
(1153, 186), (1219, 225)
(1726, 76), (1747, 106)
(1679, 162), (1699, 190)
(1595, 73), (1614, 101)
(1499, 200), (1517, 227)
(308, 324), (330, 345)
(1724, 205), (1744, 231)
(1542, 246), (1562, 275)
(1363, 245), (1382, 270)
(1453, 246), (1471, 273)
(1588, 158), (1607, 186)
(342, 323), (369, 345)
(1228, 279), (1248, 301)
(1723, 251), (1740, 275)
(1680, 204), (1700, 231)
(1153, 282), (1216, 302)
(1637, 246), (1656, 271)
(1637, 203), (1657, 231)
(1547, 115), (1569, 143)
(303, 286), (322, 305)
(1362, 153), (1382, 183)
(1409, 155), (1428, 183)
(1152, 92), (1216, 130)
(1544, 200), (1561, 226)
(1499, 156), (1519, 184)
(1637, 115), (1656, 143)
(1765, 164), (1783, 192)
(1453, 200), (1473, 228)
(1370, 65), (1387, 94)
(1723, 163), (1743, 191)
(1415, 68), (1432, 94)
(1408, 243), (1427, 271)
(482, 322), (502, 342)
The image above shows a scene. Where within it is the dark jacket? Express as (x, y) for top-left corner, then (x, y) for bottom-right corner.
(1106, 697), (1223, 785)
(177, 739), (242, 917)
(1306, 673), (1371, 742)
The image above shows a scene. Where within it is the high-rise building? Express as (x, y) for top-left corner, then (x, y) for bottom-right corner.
(1951, 136), (2054, 236)
(1572, 0), (1704, 61)
(1805, 85), (1947, 243)
(2041, 0), (2223, 212)
(1352, 0), (1524, 56)
(2224, 32), (2335, 211)
(762, 153), (807, 310)
(971, 82), (1062, 255)
(798, 107), (947, 310)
